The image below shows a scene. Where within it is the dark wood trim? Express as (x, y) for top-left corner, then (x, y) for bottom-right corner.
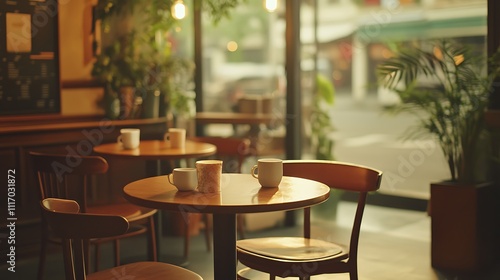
(61, 79), (103, 89)
(487, 0), (500, 59)
(488, 0), (500, 109)
(194, 0), (204, 137)
(283, 0), (302, 227)
(285, 0), (302, 160)
(485, 110), (500, 129)
(0, 116), (167, 138)
(0, 113), (70, 125)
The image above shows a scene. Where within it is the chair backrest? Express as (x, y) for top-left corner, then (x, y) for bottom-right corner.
(30, 151), (109, 213)
(41, 198), (129, 280)
(190, 137), (251, 172)
(282, 160), (382, 262)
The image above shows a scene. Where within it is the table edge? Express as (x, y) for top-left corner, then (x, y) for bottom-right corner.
(93, 140), (217, 160)
(122, 175), (331, 214)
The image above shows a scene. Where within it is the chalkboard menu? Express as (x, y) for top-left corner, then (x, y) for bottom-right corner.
(0, 0), (60, 116)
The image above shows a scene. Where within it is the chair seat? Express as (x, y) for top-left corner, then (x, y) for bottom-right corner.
(87, 261), (202, 279)
(88, 203), (157, 222)
(237, 267), (281, 280)
(237, 237), (345, 261)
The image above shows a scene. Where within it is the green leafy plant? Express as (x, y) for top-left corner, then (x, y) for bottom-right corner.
(92, 0), (247, 117)
(91, 33), (143, 92)
(377, 39), (500, 184)
(161, 57), (196, 116)
(310, 74), (341, 220)
(311, 74), (335, 160)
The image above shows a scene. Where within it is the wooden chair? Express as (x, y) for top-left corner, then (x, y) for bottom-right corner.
(236, 160), (383, 280)
(190, 136), (251, 173)
(179, 136), (251, 260)
(31, 152), (158, 279)
(40, 198), (202, 280)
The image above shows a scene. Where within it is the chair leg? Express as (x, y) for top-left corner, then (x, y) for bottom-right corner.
(350, 270), (358, 280)
(147, 216), (158, 261)
(84, 240), (91, 273)
(203, 214), (212, 251)
(184, 214), (190, 260)
(37, 232), (47, 280)
(94, 243), (100, 272)
(349, 261), (358, 280)
(237, 214), (245, 239)
(114, 239), (120, 267)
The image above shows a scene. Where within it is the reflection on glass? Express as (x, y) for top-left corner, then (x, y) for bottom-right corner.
(199, 0), (487, 199)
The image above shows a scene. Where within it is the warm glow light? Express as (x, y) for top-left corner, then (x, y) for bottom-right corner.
(382, 49), (393, 59)
(264, 0), (278, 12)
(171, 0), (186, 20)
(227, 41), (238, 52)
(454, 54), (464, 66)
(433, 46), (443, 61)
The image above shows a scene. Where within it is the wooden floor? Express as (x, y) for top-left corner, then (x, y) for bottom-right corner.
(3, 201), (500, 280)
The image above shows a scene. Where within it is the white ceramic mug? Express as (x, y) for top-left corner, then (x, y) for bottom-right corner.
(164, 128), (186, 149)
(251, 158), (283, 187)
(168, 168), (198, 191)
(117, 128), (140, 149)
(196, 160), (223, 193)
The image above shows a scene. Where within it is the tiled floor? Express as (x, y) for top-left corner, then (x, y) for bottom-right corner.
(3, 201), (500, 280)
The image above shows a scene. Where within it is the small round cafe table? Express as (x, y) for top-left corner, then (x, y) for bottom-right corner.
(93, 139), (217, 259)
(93, 139), (217, 161)
(93, 139), (217, 177)
(123, 173), (330, 280)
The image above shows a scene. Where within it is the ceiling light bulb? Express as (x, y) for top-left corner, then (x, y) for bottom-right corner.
(172, 0), (186, 20)
(264, 0), (278, 12)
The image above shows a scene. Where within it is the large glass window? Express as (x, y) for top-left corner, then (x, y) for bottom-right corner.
(315, 0), (487, 198)
(200, 1), (287, 158)
(197, 0), (487, 199)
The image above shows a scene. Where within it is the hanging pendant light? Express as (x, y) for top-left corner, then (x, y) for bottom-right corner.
(264, 0), (278, 12)
(171, 0), (186, 20)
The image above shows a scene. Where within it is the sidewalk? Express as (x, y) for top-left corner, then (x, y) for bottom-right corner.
(330, 92), (449, 199)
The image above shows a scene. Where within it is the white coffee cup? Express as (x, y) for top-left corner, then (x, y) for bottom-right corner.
(168, 168), (198, 191)
(251, 158), (283, 187)
(196, 160), (223, 193)
(117, 128), (140, 149)
(164, 128), (186, 149)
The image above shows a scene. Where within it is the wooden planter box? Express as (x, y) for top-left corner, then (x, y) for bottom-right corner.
(430, 181), (500, 273)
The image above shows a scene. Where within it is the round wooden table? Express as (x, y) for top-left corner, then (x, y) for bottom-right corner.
(123, 173), (330, 280)
(93, 139), (217, 260)
(93, 139), (217, 160)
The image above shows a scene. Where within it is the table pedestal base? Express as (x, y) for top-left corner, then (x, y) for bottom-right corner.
(213, 213), (237, 279)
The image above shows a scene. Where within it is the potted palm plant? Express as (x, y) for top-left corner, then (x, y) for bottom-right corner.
(377, 39), (500, 273)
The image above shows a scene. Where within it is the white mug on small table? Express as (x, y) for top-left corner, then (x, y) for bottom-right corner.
(168, 168), (198, 191)
(117, 128), (140, 149)
(164, 128), (186, 149)
(251, 158), (283, 187)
